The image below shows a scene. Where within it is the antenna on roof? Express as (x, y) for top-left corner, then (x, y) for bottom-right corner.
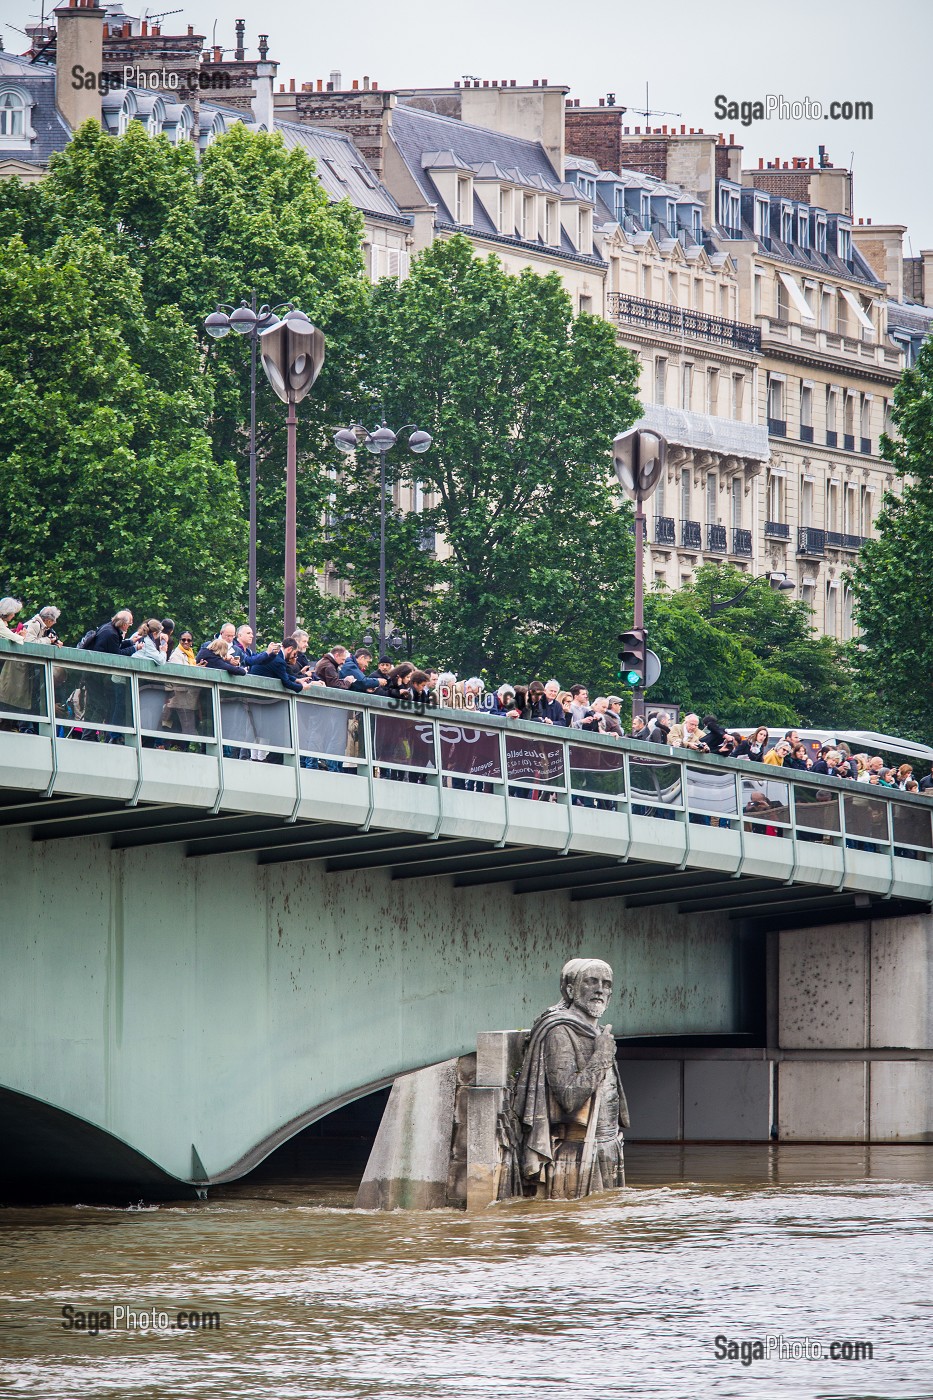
(616, 83), (681, 124)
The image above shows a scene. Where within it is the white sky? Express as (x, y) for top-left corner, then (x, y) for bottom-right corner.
(6, 0), (932, 249)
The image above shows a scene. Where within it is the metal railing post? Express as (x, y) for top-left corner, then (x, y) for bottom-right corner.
(496, 726), (510, 848)
(210, 682), (224, 816)
(360, 706), (376, 833)
(128, 672), (144, 807)
(43, 654), (59, 799)
(288, 692), (302, 822)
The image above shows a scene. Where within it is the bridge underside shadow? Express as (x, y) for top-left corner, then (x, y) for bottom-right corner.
(0, 1086), (196, 1202)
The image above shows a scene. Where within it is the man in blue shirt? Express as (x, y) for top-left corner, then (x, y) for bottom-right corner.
(249, 639), (316, 693)
(339, 647), (387, 692)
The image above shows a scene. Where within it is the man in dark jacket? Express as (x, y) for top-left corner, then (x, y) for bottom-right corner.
(314, 646), (349, 689)
(340, 648), (386, 692)
(536, 678), (566, 726)
(231, 624), (266, 668)
(249, 640), (314, 693)
(82, 610), (136, 739)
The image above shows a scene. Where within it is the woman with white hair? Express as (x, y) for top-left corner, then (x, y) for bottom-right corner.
(0, 601), (57, 717)
(0, 597), (24, 645)
(21, 606), (62, 647)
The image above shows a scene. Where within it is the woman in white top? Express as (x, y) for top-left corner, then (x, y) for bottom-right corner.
(0, 597), (24, 645)
(133, 619), (167, 664)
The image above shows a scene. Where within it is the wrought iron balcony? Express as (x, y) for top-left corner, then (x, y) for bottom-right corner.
(800, 424), (814, 443)
(681, 519), (702, 550)
(707, 524), (727, 553)
(767, 417), (787, 437)
(797, 527), (826, 557)
(826, 531), (865, 551)
(764, 520), (790, 540)
(607, 293), (761, 353)
(732, 527), (753, 557)
(655, 516), (676, 546)
(826, 430), (838, 448)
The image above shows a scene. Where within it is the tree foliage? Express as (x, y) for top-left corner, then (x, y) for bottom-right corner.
(0, 232), (244, 635)
(849, 338), (933, 742)
(645, 563), (859, 728)
(0, 120), (369, 636)
(327, 236), (642, 683)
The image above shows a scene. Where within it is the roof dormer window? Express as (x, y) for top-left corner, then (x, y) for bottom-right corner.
(780, 203), (794, 243)
(576, 174), (595, 200)
(814, 213), (827, 254)
(0, 89), (30, 141)
(718, 185), (740, 236)
(837, 223), (852, 261)
(797, 209), (809, 249)
(640, 193), (650, 224)
(753, 196), (769, 238)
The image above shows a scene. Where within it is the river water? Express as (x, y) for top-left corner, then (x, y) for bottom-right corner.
(2, 1144), (933, 1399)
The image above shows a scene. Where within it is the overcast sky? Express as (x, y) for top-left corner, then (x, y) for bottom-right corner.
(7, 0), (932, 250)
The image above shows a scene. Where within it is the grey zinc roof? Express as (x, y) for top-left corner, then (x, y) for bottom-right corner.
(274, 120), (410, 223)
(0, 52), (70, 167)
(390, 102), (604, 266)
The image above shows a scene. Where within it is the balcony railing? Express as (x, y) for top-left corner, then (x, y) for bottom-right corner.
(826, 430), (838, 448)
(767, 417), (787, 437)
(707, 524), (727, 553)
(797, 527), (826, 557)
(861, 436), (872, 455)
(681, 519), (702, 550)
(607, 293), (761, 353)
(655, 516), (676, 546)
(765, 520), (790, 540)
(826, 531), (865, 551)
(732, 528), (753, 557)
(800, 424), (814, 443)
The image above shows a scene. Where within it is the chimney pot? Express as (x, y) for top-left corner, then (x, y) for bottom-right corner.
(492, 80), (498, 86)
(213, 44), (221, 61)
(352, 79), (358, 90)
(454, 80), (460, 88)
(598, 97), (604, 106)
(867, 217), (872, 225)
(483, 79), (488, 87)
(372, 82), (378, 90)
(542, 78), (548, 85)
(809, 156), (814, 168)
(278, 83), (284, 91)
(680, 124), (685, 134)
(123, 21), (130, 35)
(316, 78), (322, 91)
(532, 79), (538, 86)
(635, 126), (640, 134)
(363, 75), (369, 87)
(689, 127), (694, 134)
(152, 24), (159, 36)
(291, 78), (297, 92)
(141, 18), (147, 34)
(510, 79), (516, 86)
(187, 23), (193, 35)
(758, 157), (763, 169)
(729, 132), (734, 144)
(325, 81), (332, 91)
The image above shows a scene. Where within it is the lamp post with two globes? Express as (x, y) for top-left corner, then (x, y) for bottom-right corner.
(333, 418), (433, 656)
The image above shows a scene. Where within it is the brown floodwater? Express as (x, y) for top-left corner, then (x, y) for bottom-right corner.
(2, 1144), (933, 1399)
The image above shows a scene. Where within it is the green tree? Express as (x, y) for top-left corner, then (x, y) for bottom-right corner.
(850, 338), (933, 742)
(0, 233), (244, 636)
(645, 563), (859, 728)
(1, 121), (370, 638)
(329, 236), (642, 683)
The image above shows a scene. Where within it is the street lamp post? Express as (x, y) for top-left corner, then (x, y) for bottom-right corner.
(612, 426), (668, 709)
(334, 417), (433, 656)
(203, 296), (297, 635)
(258, 310), (326, 637)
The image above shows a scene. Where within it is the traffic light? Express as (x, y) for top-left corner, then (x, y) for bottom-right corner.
(618, 627), (647, 687)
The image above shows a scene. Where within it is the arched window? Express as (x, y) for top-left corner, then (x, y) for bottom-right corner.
(174, 106), (193, 146)
(0, 89), (28, 140)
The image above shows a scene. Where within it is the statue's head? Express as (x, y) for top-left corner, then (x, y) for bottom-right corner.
(560, 957), (613, 1023)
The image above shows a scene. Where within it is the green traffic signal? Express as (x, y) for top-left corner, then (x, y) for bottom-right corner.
(624, 669), (641, 687)
(617, 627), (647, 688)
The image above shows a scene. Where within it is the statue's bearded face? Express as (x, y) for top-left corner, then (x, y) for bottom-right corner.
(572, 970), (613, 1021)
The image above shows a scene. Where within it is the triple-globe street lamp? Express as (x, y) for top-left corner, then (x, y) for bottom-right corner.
(333, 418), (433, 656)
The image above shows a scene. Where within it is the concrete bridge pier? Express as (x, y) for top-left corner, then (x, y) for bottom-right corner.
(623, 912), (933, 1145)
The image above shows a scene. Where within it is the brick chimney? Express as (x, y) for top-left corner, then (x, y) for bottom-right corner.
(53, 0), (106, 131)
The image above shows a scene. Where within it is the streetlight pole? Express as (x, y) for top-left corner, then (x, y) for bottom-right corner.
(334, 417), (433, 655)
(612, 426), (668, 714)
(204, 295), (300, 635)
(258, 309), (326, 638)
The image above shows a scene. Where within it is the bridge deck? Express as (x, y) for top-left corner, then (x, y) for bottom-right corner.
(0, 641), (930, 931)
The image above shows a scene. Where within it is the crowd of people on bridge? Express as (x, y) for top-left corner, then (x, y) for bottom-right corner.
(0, 597), (930, 795)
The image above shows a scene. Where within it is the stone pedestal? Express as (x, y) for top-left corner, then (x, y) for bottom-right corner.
(466, 1030), (528, 1211)
(355, 1059), (460, 1210)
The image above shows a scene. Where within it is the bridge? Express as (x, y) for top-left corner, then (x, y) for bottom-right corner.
(1, 640), (931, 1196)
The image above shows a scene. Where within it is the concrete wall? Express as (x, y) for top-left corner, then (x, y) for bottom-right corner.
(0, 827), (741, 1186)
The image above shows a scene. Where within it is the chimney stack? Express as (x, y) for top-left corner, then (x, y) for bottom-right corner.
(52, 0), (105, 130)
(258, 33), (269, 60)
(234, 17), (245, 61)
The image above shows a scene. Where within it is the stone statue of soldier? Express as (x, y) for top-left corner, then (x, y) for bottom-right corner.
(511, 957), (629, 1199)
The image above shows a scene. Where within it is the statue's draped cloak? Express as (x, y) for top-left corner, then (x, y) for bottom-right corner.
(512, 1004), (630, 1182)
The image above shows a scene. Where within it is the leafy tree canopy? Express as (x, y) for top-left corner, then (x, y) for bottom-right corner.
(645, 563), (860, 729)
(850, 338), (933, 743)
(326, 236), (642, 684)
